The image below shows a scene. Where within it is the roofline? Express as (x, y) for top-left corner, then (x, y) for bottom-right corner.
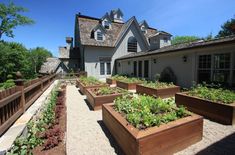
(116, 37), (235, 61)
(77, 14), (101, 21)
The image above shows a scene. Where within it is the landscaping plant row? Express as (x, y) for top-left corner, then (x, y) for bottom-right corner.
(8, 84), (67, 155)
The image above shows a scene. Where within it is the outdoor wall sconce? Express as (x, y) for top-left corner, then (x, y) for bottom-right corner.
(182, 55), (187, 62)
(153, 59), (157, 64)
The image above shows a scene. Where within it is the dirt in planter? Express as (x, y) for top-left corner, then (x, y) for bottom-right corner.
(32, 87), (67, 155)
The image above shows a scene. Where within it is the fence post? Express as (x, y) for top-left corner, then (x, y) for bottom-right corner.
(14, 72), (26, 113)
(38, 75), (44, 91)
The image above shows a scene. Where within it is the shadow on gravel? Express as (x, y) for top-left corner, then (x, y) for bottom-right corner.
(97, 120), (125, 155)
(196, 132), (235, 155)
(84, 99), (93, 111)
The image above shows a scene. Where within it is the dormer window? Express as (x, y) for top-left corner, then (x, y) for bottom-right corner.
(141, 26), (147, 34)
(104, 21), (110, 29)
(97, 31), (103, 41)
(163, 37), (168, 43)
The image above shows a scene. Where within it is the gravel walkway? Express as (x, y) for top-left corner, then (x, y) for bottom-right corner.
(66, 85), (235, 155)
(66, 85), (123, 155)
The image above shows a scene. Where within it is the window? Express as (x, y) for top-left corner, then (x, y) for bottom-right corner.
(163, 37), (168, 43)
(97, 31), (103, 41)
(128, 37), (137, 52)
(104, 21), (110, 29)
(138, 61), (142, 77)
(144, 60), (149, 78)
(198, 55), (211, 83)
(213, 53), (230, 83)
(107, 62), (111, 75)
(100, 61), (111, 75)
(100, 62), (105, 75)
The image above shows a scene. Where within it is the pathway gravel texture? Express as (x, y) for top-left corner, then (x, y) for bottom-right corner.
(66, 85), (235, 155)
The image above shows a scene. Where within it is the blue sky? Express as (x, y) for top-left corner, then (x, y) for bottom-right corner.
(1, 0), (235, 56)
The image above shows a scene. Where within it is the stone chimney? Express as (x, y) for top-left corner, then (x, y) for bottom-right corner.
(66, 37), (73, 50)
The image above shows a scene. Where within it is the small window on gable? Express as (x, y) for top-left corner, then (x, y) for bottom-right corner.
(128, 37), (137, 52)
(163, 37), (168, 43)
(141, 26), (147, 34)
(97, 31), (103, 41)
(104, 21), (110, 29)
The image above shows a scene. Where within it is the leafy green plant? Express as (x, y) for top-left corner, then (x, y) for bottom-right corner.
(188, 84), (235, 104)
(0, 79), (15, 90)
(141, 81), (176, 89)
(91, 87), (128, 96)
(114, 95), (189, 130)
(79, 76), (104, 86)
(118, 77), (143, 83)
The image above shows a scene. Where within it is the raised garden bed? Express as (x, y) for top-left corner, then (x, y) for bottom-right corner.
(102, 95), (203, 155)
(77, 76), (108, 95)
(136, 82), (180, 98)
(116, 77), (143, 90)
(175, 86), (235, 125)
(106, 78), (116, 85)
(86, 87), (127, 110)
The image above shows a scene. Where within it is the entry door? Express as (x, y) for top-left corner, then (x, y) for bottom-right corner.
(133, 61), (137, 77)
(138, 61), (142, 77)
(144, 60), (149, 78)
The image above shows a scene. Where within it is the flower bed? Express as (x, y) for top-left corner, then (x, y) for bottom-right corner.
(175, 85), (235, 125)
(102, 95), (203, 155)
(106, 75), (126, 85)
(9, 84), (66, 155)
(116, 77), (143, 90)
(136, 81), (180, 98)
(86, 87), (128, 110)
(77, 76), (108, 95)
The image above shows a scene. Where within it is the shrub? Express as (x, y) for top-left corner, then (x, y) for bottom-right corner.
(159, 67), (177, 84)
(0, 79), (15, 90)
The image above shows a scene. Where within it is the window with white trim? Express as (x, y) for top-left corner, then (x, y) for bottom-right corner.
(100, 61), (111, 75)
(104, 21), (110, 29)
(128, 37), (137, 52)
(198, 55), (211, 83)
(97, 31), (103, 41)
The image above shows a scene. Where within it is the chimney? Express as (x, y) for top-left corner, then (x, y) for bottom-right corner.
(66, 37), (73, 50)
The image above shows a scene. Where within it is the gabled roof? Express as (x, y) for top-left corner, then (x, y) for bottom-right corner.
(39, 58), (68, 74)
(139, 20), (149, 28)
(110, 8), (124, 17)
(93, 24), (106, 33)
(77, 14), (159, 47)
(101, 12), (112, 22)
(116, 35), (235, 60)
(148, 31), (172, 38)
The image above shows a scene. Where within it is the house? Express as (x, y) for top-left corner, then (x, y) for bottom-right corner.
(54, 8), (235, 88)
(74, 9), (171, 80)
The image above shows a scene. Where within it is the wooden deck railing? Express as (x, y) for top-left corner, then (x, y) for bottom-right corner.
(0, 74), (56, 136)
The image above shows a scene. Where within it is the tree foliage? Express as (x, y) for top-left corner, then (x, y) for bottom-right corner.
(0, 2), (34, 40)
(30, 47), (52, 73)
(216, 16), (235, 38)
(0, 41), (52, 82)
(171, 36), (200, 45)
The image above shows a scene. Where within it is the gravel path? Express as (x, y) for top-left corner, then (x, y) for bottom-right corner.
(66, 85), (123, 155)
(66, 85), (235, 155)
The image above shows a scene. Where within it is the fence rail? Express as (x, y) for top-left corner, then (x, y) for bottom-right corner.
(0, 74), (56, 136)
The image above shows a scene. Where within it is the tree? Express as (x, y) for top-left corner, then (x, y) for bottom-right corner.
(30, 47), (52, 73)
(216, 16), (235, 38)
(0, 2), (34, 40)
(171, 36), (200, 45)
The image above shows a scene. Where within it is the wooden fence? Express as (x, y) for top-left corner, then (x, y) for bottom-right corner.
(0, 74), (56, 136)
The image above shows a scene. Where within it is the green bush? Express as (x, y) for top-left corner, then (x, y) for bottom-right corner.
(0, 79), (15, 90)
(188, 84), (235, 104)
(114, 95), (189, 130)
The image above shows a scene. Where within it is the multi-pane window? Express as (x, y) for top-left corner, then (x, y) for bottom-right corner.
(100, 62), (111, 75)
(97, 32), (103, 41)
(198, 55), (211, 83)
(128, 37), (137, 52)
(163, 37), (168, 43)
(213, 53), (230, 83)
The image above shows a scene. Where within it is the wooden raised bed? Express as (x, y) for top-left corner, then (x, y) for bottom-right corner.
(102, 103), (203, 155)
(116, 81), (142, 90)
(86, 88), (123, 110)
(136, 84), (180, 98)
(77, 80), (108, 95)
(106, 78), (116, 85)
(175, 92), (235, 125)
